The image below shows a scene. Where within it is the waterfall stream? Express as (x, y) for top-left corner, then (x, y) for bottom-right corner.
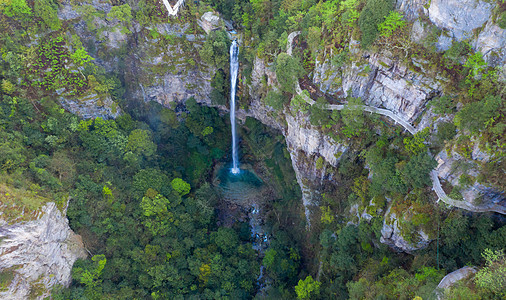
(230, 40), (240, 174)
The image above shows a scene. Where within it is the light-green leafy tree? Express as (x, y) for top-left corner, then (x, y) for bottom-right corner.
(1, 0), (32, 19)
(340, 0), (360, 27)
(295, 275), (321, 299)
(171, 178), (191, 196)
(378, 11), (405, 37)
(72, 254), (107, 299)
(34, 0), (61, 30)
(107, 4), (132, 22)
(403, 127), (430, 155)
(474, 248), (506, 297)
(125, 129), (156, 158)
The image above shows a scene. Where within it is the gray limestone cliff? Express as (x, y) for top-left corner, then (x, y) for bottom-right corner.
(397, 0), (506, 65)
(0, 202), (87, 299)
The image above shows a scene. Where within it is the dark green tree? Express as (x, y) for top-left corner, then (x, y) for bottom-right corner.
(275, 53), (304, 93)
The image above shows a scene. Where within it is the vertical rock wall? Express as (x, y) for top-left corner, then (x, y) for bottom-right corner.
(0, 202), (87, 299)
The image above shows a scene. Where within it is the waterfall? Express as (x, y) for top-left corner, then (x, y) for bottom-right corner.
(230, 40), (240, 174)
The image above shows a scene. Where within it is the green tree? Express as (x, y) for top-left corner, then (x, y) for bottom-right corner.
(140, 191), (171, 217)
(444, 41), (470, 65)
(474, 249), (506, 297)
(340, 0), (360, 27)
(498, 11), (506, 29)
(211, 227), (239, 255)
(107, 4), (132, 22)
(275, 53), (305, 93)
(125, 129), (156, 158)
(199, 30), (231, 70)
(378, 11), (405, 37)
(454, 95), (502, 133)
(429, 95), (456, 115)
(1, 0), (32, 19)
(72, 254), (107, 299)
(34, 0), (61, 30)
(307, 26), (321, 54)
(403, 128), (430, 155)
(464, 52), (487, 80)
(341, 96), (365, 137)
(295, 276), (321, 299)
(436, 122), (456, 144)
(171, 178), (190, 196)
(358, 0), (394, 47)
(401, 152), (437, 189)
(265, 89), (289, 111)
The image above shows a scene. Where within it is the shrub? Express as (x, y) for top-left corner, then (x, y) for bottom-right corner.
(428, 95), (456, 115)
(454, 95), (502, 133)
(444, 41), (470, 65)
(265, 89), (288, 111)
(474, 249), (506, 297)
(199, 30), (230, 70)
(497, 11), (506, 29)
(275, 53), (305, 93)
(436, 122), (456, 143)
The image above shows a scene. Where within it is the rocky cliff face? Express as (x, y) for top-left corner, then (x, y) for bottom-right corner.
(0, 202), (87, 299)
(435, 142), (505, 207)
(315, 49), (441, 123)
(380, 204), (431, 253)
(397, 0), (506, 65)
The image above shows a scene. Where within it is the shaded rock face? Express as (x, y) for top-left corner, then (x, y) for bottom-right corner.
(134, 37), (213, 108)
(248, 58), (346, 226)
(428, 0), (494, 41)
(380, 206), (431, 253)
(0, 202), (87, 299)
(60, 93), (121, 120)
(285, 114), (346, 168)
(138, 66), (212, 108)
(285, 113), (348, 225)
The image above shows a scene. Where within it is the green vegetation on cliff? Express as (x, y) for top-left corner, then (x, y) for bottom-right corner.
(1, 0), (505, 299)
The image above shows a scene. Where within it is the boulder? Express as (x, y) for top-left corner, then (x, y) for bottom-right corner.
(199, 12), (221, 34)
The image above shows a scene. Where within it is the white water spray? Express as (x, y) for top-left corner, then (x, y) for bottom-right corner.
(230, 40), (240, 174)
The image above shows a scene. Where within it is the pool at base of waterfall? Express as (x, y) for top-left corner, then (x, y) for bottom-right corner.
(213, 163), (265, 206)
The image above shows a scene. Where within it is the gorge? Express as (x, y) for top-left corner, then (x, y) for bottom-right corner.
(0, 0), (505, 299)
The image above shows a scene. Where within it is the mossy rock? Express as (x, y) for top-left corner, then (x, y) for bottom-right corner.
(0, 183), (51, 224)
